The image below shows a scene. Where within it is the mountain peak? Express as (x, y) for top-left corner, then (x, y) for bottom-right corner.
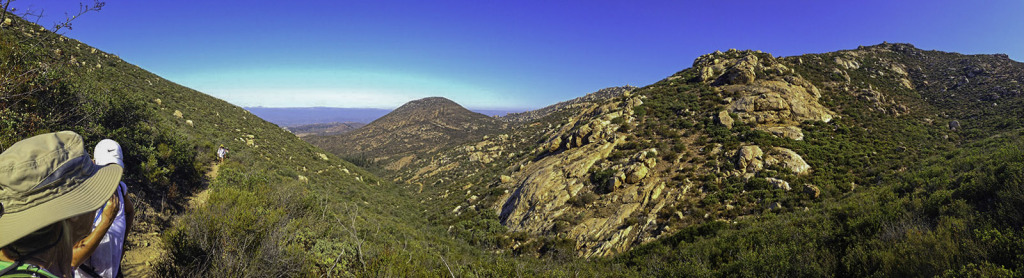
(392, 96), (464, 114)
(307, 97), (499, 160)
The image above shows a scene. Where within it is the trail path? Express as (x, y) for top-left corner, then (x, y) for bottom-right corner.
(121, 163), (217, 277)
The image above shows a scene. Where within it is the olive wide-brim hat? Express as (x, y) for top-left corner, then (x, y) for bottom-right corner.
(0, 131), (123, 247)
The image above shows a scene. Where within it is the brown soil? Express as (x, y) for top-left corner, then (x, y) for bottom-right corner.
(120, 163), (217, 277)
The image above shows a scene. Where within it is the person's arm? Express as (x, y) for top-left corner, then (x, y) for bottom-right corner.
(71, 194), (119, 267)
(124, 191), (135, 235)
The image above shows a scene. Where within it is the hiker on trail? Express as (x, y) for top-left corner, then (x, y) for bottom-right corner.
(0, 131), (124, 278)
(217, 145), (228, 163)
(73, 139), (134, 278)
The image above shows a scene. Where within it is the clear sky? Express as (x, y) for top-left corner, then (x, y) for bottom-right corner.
(11, 0), (1024, 110)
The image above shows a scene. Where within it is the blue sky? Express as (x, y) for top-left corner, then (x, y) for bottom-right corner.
(12, 0), (1024, 110)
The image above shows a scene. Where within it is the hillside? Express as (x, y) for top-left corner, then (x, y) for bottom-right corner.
(7, 8), (1024, 276)
(318, 42), (1024, 275)
(1, 14), (599, 277)
(306, 96), (501, 166)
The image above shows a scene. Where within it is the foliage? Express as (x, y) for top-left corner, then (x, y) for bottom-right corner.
(7, 15), (1024, 276)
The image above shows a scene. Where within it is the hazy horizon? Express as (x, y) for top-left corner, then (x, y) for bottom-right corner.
(245, 106), (531, 127)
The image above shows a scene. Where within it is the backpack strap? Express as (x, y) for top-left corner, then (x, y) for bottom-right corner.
(0, 261), (18, 275)
(0, 260), (59, 278)
(78, 264), (102, 278)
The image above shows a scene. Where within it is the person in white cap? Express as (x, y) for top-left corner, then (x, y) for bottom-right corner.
(72, 139), (134, 278)
(217, 144), (228, 163)
(0, 131), (124, 278)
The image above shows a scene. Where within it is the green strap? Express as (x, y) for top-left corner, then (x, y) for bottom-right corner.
(0, 261), (59, 278)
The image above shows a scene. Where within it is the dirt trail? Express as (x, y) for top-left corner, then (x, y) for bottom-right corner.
(121, 163), (217, 277)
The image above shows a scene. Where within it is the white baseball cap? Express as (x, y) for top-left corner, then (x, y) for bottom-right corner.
(94, 139), (124, 168)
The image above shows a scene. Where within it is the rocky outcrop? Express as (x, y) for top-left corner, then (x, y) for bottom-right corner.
(693, 50), (834, 139)
(757, 126), (803, 140)
(717, 110), (734, 129)
(734, 145), (810, 176)
(624, 149), (657, 184)
(723, 80), (833, 125)
(499, 175), (514, 183)
(834, 56), (861, 70)
(766, 177), (791, 191)
(764, 147), (811, 175)
(542, 97), (639, 154)
(499, 135), (623, 234)
(502, 86), (637, 123)
(735, 145), (764, 173)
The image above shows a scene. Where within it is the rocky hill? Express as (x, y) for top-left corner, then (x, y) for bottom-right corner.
(305, 96), (501, 166)
(500, 85), (637, 123)
(327, 42), (1024, 275)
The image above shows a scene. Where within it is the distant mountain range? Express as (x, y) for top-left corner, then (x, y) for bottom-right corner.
(246, 106), (527, 127)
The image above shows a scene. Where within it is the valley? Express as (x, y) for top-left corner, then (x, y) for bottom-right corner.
(4, 8), (1024, 277)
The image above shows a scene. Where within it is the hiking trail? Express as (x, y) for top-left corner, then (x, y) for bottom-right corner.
(121, 162), (218, 277)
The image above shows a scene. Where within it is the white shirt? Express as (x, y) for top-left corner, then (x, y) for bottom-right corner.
(74, 182), (128, 278)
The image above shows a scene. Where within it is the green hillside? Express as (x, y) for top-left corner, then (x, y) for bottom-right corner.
(606, 44), (1024, 276)
(0, 13), (591, 277)
(6, 8), (1024, 277)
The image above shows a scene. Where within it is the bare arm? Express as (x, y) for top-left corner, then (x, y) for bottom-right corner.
(71, 194), (118, 267)
(124, 193), (135, 235)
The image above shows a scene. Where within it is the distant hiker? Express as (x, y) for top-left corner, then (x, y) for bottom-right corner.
(0, 131), (124, 278)
(73, 139), (134, 278)
(217, 145), (228, 163)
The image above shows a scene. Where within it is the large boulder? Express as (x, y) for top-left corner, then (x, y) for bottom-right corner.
(499, 175), (514, 183)
(724, 80), (833, 125)
(720, 55), (759, 85)
(717, 110), (734, 129)
(834, 56), (861, 70)
(736, 145), (764, 173)
(766, 177), (791, 191)
(765, 147), (811, 175)
(625, 164), (649, 184)
(545, 136), (563, 153)
(758, 126), (803, 140)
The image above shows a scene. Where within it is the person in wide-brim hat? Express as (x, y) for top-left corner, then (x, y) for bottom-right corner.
(0, 131), (123, 277)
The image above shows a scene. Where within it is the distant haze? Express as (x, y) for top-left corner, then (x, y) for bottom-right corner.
(247, 107), (527, 127)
